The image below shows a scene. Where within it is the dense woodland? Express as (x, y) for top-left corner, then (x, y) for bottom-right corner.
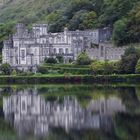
(0, 0), (140, 53)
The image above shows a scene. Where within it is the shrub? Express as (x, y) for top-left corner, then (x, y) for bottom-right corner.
(0, 55), (2, 63)
(56, 55), (64, 63)
(118, 47), (139, 74)
(11, 70), (17, 76)
(76, 52), (91, 65)
(17, 71), (34, 76)
(90, 61), (104, 75)
(38, 65), (92, 75)
(0, 63), (12, 75)
(34, 73), (42, 76)
(44, 57), (57, 64)
(37, 66), (48, 74)
(90, 60), (119, 75)
(136, 59), (140, 74)
(103, 61), (116, 75)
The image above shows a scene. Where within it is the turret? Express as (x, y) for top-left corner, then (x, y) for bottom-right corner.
(32, 24), (48, 37)
(13, 23), (26, 38)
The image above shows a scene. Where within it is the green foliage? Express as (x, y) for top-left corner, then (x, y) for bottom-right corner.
(11, 70), (17, 76)
(82, 11), (97, 29)
(17, 71), (34, 76)
(56, 55), (64, 63)
(0, 0), (140, 45)
(125, 46), (138, 56)
(44, 57), (57, 64)
(38, 65), (92, 75)
(37, 66), (48, 74)
(126, 2), (140, 44)
(135, 59), (140, 74)
(90, 60), (119, 75)
(100, 0), (133, 26)
(113, 19), (128, 45)
(0, 54), (2, 63)
(90, 61), (104, 75)
(76, 52), (91, 65)
(118, 47), (140, 74)
(0, 63), (11, 75)
(0, 22), (15, 41)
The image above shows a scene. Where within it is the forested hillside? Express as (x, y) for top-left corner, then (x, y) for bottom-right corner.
(0, 0), (140, 46)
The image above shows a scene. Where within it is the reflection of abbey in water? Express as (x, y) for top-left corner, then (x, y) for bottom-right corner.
(3, 89), (125, 137)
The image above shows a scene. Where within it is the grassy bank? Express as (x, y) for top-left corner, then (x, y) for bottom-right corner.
(1, 74), (140, 84)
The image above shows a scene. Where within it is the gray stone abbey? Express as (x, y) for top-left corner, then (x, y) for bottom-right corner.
(2, 23), (125, 71)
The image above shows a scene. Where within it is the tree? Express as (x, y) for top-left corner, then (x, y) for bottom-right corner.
(126, 2), (140, 43)
(118, 47), (139, 74)
(0, 54), (2, 63)
(99, 0), (133, 27)
(67, 10), (87, 30)
(124, 46), (138, 56)
(0, 63), (12, 75)
(11, 70), (17, 76)
(135, 59), (140, 74)
(0, 22), (15, 41)
(76, 52), (91, 65)
(113, 19), (128, 45)
(83, 11), (97, 29)
(90, 60), (118, 75)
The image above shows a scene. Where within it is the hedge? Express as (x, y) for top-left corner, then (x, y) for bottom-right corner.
(43, 64), (90, 68)
(38, 66), (93, 75)
(0, 74), (140, 84)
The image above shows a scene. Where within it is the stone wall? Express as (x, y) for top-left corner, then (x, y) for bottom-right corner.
(87, 43), (125, 61)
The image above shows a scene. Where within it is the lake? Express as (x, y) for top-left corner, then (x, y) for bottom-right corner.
(0, 84), (140, 140)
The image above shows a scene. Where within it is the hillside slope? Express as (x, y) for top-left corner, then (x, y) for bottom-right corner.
(0, 0), (140, 45)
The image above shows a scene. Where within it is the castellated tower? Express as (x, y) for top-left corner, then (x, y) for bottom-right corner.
(13, 23), (26, 38)
(32, 24), (48, 37)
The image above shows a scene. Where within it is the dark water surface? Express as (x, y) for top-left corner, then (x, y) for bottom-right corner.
(0, 84), (140, 140)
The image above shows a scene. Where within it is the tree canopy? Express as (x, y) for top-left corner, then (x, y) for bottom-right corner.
(0, 0), (140, 46)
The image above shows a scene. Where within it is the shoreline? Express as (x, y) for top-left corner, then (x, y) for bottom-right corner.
(0, 74), (140, 84)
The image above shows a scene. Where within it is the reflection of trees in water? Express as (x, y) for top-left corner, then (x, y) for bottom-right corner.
(117, 87), (140, 113)
(114, 87), (140, 140)
(115, 113), (140, 140)
(48, 128), (118, 140)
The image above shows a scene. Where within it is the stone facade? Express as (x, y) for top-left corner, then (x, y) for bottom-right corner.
(2, 23), (125, 71)
(86, 43), (125, 61)
(0, 0), (9, 6)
